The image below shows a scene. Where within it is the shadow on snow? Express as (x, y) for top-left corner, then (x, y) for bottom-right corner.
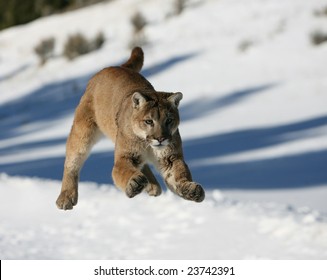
(1, 114), (326, 190)
(183, 115), (327, 189)
(180, 83), (275, 121)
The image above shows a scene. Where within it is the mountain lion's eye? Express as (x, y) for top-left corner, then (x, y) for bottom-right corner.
(144, 120), (153, 125)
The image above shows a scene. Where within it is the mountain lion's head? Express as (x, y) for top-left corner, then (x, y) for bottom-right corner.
(131, 91), (183, 148)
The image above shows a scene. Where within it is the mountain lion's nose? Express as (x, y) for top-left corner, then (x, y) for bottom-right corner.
(157, 137), (166, 143)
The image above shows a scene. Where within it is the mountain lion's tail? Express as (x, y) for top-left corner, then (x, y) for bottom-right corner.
(121, 47), (144, 73)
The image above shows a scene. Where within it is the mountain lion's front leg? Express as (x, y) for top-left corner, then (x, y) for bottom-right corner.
(142, 164), (162, 196)
(112, 151), (149, 198)
(160, 155), (205, 202)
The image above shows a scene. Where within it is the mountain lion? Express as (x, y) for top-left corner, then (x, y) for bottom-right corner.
(56, 47), (205, 210)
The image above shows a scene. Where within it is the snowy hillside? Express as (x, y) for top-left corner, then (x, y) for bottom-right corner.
(0, 0), (327, 259)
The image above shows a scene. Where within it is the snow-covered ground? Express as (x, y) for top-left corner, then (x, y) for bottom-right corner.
(1, 173), (327, 259)
(0, 0), (327, 259)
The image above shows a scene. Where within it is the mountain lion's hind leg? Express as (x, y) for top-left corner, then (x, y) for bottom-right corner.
(56, 104), (100, 210)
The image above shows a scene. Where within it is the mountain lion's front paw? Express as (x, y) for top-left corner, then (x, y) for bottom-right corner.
(56, 189), (78, 210)
(179, 182), (205, 202)
(145, 183), (162, 196)
(126, 174), (148, 198)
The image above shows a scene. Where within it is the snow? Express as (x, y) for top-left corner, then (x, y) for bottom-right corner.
(0, 0), (327, 259)
(1, 173), (327, 259)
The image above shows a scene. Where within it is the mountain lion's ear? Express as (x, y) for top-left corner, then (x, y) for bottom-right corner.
(132, 92), (147, 108)
(168, 92), (183, 107)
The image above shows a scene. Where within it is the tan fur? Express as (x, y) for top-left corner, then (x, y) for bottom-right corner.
(56, 47), (205, 210)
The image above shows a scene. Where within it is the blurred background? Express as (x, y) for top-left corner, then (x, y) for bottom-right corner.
(0, 1), (106, 30)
